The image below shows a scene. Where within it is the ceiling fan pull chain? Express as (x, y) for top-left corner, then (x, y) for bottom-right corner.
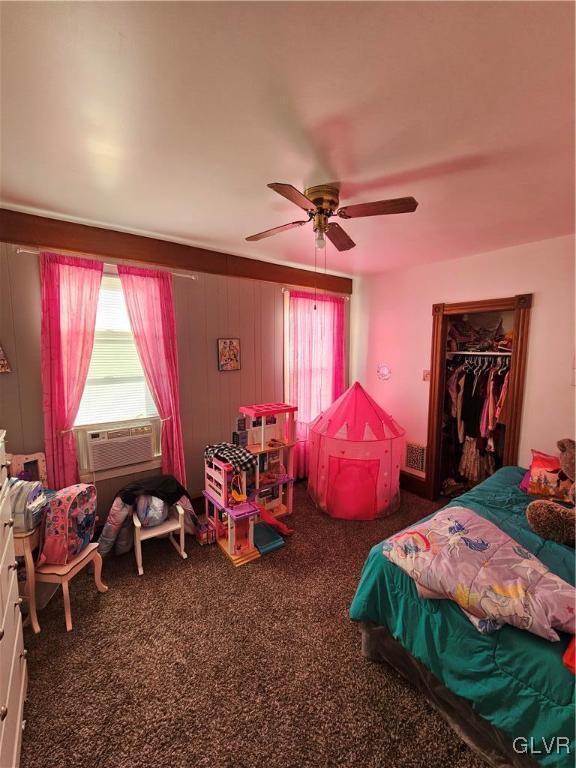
(314, 238), (319, 310)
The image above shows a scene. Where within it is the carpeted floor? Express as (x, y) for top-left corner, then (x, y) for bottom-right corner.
(20, 486), (485, 768)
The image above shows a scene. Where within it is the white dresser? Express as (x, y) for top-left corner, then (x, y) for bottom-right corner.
(0, 431), (28, 768)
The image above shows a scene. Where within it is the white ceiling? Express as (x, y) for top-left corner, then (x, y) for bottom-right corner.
(1, 1), (574, 276)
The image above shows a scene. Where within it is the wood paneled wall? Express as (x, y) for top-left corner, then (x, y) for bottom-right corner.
(0, 244), (287, 501)
(0, 243), (44, 454)
(173, 272), (284, 493)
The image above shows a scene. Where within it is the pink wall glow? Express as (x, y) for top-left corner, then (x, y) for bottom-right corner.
(351, 235), (575, 471)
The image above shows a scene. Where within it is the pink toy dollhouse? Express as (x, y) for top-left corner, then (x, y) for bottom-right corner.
(203, 402), (297, 566)
(239, 402), (297, 517)
(203, 454), (260, 566)
(307, 382), (405, 520)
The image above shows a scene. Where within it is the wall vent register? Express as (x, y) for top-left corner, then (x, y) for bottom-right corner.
(406, 442), (426, 474)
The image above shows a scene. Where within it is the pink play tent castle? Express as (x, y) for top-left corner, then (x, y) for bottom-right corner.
(307, 382), (405, 520)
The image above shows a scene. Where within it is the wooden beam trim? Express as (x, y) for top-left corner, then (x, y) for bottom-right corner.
(424, 309), (448, 499)
(503, 303), (531, 465)
(0, 208), (353, 294)
(439, 297), (519, 315)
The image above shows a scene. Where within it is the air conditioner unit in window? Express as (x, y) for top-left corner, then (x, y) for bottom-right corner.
(79, 422), (155, 472)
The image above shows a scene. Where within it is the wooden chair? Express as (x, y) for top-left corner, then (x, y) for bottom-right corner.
(35, 543), (108, 631)
(133, 503), (188, 576)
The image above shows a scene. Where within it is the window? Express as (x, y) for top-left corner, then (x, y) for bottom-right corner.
(74, 274), (158, 426)
(286, 290), (346, 478)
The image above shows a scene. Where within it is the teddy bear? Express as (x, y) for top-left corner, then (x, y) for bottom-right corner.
(526, 438), (575, 547)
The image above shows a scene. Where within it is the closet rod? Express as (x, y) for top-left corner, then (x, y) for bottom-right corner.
(446, 351), (512, 357)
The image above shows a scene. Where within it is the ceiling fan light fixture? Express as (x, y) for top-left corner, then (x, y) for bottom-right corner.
(245, 182), (418, 253)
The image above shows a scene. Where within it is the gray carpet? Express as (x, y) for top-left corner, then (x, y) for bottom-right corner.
(20, 486), (485, 768)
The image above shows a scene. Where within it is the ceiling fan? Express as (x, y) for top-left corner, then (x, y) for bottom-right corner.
(246, 183), (418, 251)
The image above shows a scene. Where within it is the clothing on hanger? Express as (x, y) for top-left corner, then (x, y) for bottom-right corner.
(458, 436), (495, 483)
(442, 352), (511, 488)
(495, 371), (510, 425)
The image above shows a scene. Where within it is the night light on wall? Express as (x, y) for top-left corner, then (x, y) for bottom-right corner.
(376, 363), (391, 381)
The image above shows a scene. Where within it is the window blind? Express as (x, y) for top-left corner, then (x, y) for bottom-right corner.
(75, 275), (159, 426)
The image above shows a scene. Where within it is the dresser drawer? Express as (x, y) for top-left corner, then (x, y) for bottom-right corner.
(0, 569), (20, 699)
(0, 662), (26, 768)
(0, 538), (17, 621)
(0, 614), (26, 768)
(0, 492), (14, 557)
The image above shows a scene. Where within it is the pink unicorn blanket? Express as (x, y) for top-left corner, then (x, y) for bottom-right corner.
(382, 506), (575, 641)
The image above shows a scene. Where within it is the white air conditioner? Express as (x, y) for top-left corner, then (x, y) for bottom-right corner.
(78, 422), (155, 472)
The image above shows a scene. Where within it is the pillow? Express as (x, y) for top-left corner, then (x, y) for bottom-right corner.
(528, 450), (572, 502)
(136, 495), (169, 527)
(519, 470), (531, 493)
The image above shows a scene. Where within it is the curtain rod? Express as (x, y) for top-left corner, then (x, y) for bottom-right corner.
(281, 286), (350, 301)
(15, 247), (198, 280)
(15, 248), (349, 294)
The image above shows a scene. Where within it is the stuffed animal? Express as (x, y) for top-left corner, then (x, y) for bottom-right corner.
(526, 439), (575, 547)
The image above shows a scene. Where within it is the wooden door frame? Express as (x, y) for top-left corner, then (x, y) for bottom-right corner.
(424, 294), (532, 499)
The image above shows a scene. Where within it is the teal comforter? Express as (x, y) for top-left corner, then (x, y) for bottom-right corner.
(350, 467), (575, 767)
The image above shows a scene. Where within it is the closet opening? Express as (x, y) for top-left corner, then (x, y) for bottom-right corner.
(425, 295), (532, 500)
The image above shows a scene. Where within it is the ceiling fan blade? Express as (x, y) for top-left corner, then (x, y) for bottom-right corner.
(245, 220), (309, 242)
(326, 222), (355, 251)
(338, 196), (418, 219)
(268, 182), (316, 212)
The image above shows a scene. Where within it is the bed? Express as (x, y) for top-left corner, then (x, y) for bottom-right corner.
(349, 467), (575, 768)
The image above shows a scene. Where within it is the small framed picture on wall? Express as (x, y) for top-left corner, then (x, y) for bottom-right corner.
(217, 338), (241, 371)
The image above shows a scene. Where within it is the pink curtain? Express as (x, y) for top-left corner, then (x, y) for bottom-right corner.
(117, 265), (186, 486)
(289, 291), (345, 478)
(41, 252), (103, 489)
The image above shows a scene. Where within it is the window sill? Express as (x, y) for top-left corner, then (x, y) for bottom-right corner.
(79, 457), (162, 484)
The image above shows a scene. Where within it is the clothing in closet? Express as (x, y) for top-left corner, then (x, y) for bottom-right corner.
(442, 358), (510, 492)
